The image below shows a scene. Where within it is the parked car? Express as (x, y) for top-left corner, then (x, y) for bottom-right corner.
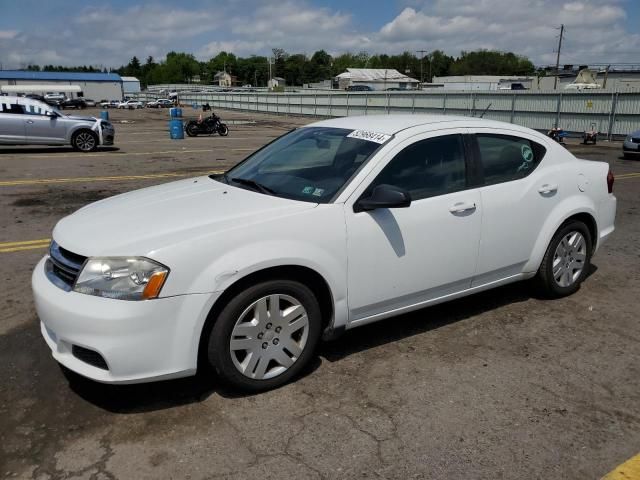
(60, 98), (87, 110)
(83, 99), (97, 107)
(623, 130), (640, 159)
(0, 95), (115, 151)
(44, 93), (66, 103)
(146, 99), (173, 108)
(118, 100), (144, 109)
(99, 100), (120, 109)
(26, 93), (63, 107)
(32, 115), (616, 392)
(347, 85), (373, 91)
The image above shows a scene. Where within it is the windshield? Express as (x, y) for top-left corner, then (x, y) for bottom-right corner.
(218, 127), (385, 203)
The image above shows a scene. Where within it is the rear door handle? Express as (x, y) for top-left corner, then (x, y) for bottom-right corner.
(449, 201), (477, 214)
(538, 183), (558, 194)
(26, 120), (34, 124)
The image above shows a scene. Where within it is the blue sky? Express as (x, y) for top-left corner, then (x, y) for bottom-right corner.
(1, 0), (639, 69)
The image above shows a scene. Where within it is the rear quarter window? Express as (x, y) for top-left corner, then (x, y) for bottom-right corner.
(476, 134), (547, 185)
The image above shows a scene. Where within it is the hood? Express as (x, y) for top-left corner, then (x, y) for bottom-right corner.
(64, 115), (97, 122)
(53, 176), (317, 256)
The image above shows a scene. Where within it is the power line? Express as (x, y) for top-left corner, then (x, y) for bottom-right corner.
(553, 24), (565, 90)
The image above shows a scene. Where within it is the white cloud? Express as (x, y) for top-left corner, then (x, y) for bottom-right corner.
(0, 30), (18, 40)
(376, 0), (638, 64)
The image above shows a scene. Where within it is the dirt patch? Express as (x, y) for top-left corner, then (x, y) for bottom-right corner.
(11, 198), (46, 207)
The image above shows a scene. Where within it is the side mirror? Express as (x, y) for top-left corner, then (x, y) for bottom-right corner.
(354, 184), (412, 212)
(45, 110), (58, 118)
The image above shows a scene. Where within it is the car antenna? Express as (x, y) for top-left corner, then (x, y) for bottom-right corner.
(478, 103), (492, 119)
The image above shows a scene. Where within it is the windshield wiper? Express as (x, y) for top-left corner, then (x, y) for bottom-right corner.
(230, 177), (276, 195)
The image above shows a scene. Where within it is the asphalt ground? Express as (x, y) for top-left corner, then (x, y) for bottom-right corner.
(0, 107), (639, 479)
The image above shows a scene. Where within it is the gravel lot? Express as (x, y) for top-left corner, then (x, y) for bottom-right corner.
(1, 108), (638, 479)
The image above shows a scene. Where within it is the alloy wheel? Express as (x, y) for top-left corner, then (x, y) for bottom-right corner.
(75, 132), (96, 151)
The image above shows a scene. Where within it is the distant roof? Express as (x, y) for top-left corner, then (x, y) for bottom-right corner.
(336, 68), (419, 83)
(120, 76), (140, 82)
(0, 70), (122, 82)
(213, 71), (230, 78)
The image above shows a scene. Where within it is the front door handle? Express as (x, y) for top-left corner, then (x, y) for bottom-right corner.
(449, 201), (477, 214)
(26, 120), (34, 124)
(538, 183), (558, 194)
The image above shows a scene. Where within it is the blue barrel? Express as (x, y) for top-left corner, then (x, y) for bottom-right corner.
(100, 110), (109, 121)
(169, 119), (184, 139)
(169, 107), (182, 118)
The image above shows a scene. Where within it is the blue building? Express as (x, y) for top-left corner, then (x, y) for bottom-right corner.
(0, 70), (124, 100)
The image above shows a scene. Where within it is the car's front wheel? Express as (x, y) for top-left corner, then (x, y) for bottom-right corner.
(71, 130), (98, 152)
(535, 220), (592, 298)
(208, 280), (322, 392)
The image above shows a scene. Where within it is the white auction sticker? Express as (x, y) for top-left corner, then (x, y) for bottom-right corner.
(347, 129), (392, 144)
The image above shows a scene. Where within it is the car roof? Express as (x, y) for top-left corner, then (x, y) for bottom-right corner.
(307, 114), (539, 137)
(1, 95), (52, 109)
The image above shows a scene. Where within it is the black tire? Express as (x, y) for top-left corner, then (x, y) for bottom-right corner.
(217, 123), (229, 136)
(71, 129), (98, 152)
(186, 123), (199, 137)
(534, 220), (592, 298)
(208, 279), (322, 392)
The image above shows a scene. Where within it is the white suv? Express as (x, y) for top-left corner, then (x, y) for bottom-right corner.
(32, 115), (616, 391)
(0, 96), (115, 151)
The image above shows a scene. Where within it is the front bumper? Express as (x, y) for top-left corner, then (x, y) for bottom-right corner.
(101, 127), (115, 146)
(32, 257), (218, 384)
(623, 141), (639, 153)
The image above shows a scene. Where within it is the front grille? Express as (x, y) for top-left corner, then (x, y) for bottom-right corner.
(632, 137), (640, 144)
(46, 241), (86, 290)
(72, 345), (108, 370)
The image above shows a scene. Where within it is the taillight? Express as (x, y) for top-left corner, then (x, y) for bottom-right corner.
(607, 169), (614, 194)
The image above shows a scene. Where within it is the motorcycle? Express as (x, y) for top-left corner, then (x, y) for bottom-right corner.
(583, 123), (598, 145)
(547, 127), (567, 144)
(185, 113), (229, 137)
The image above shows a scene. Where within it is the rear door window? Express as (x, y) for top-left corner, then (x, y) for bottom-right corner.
(475, 134), (546, 185)
(0, 103), (25, 114)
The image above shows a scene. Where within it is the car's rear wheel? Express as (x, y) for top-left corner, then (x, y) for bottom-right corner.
(208, 280), (322, 392)
(535, 220), (592, 298)
(71, 130), (98, 152)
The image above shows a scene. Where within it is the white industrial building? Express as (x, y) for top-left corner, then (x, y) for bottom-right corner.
(431, 75), (534, 91)
(121, 76), (141, 94)
(335, 69), (419, 91)
(0, 71), (124, 100)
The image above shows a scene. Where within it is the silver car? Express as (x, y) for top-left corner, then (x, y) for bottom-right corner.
(0, 96), (114, 151)
(623, 130), (640, 159)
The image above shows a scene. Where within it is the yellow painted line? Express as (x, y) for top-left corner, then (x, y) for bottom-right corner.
(14, 149), (217, 160)
(0, 243), (50, 253)
(617, 172), (640, 179)
(0, 238), (51, 248)
(601, 452), (640, 480)
(0, 170), (224, 187)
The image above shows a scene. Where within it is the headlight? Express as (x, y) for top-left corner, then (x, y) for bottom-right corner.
(74, 257), (169, 300)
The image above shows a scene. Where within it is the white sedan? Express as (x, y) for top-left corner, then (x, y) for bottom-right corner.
(32, 115), (616, 391)
(117, 100), (143, 109)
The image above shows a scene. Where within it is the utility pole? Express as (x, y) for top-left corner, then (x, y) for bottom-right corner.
(416, 49), (427, 87)
(553, 24), (565, 90)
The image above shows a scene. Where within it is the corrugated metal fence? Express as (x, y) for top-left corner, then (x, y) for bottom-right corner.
(134, 91), (640, 138)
